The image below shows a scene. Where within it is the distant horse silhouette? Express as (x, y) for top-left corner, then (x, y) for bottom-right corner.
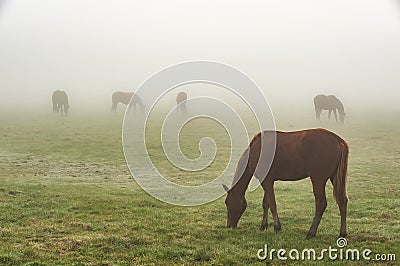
(111, 91), (145, 113)
(223, 128), (348, 239)
(52, 90), (69, 116)
(314, 94), (345, 124)
(176, 92), (187, 114)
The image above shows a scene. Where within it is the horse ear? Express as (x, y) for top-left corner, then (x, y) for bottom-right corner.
(222, 184), (230, 192)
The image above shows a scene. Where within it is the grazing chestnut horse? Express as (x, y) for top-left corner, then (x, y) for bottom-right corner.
(176, 92), (187, 114)
(111, 91), (145, 113)
(223, 128), (348, 239)
(314, 94), (345, 124)
(52, 90), (69, 116)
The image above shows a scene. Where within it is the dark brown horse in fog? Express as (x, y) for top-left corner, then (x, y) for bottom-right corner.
(176, 92), (187, 114)
(52, 90), (69, 116)
(314, 94), (345, 124)
(223, 128), (348, 239)
(111, 91), (145, 113)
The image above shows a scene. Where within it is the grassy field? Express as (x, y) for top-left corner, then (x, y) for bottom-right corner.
(0, 109), (399, 265)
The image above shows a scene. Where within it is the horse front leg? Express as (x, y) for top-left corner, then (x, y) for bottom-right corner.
(328, 109), (332, 119)
(315, 107), (322, 122)
(259, 191), (269, 231)
(306, 177), (328, 239)
(265, 181), (281, 232)
(183, 103), (187, 115)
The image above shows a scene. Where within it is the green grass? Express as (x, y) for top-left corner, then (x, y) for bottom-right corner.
(0, 110), (399, 265)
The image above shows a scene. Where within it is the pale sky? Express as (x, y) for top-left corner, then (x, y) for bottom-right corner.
(0, 0), (399, 112)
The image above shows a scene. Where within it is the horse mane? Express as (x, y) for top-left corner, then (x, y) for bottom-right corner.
(230, 131), (266, 192)
(330, 95), (344, 113)
(335, 99), (344, 113)
(231, 147), (251, 191)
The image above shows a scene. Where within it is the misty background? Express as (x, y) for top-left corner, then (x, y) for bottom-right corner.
(0, 0), (399, 115)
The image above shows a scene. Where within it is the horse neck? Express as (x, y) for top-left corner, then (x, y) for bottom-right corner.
(134, 98), (144, 109)
(336, 101), (344, 114)
(230, 156), (252, 196)
(231, 175), (252, 198)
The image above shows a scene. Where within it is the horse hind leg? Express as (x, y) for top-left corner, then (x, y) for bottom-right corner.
(330, 177), (348, 237)
(338, 198), (348, 237)
(259, 191), (269, 231)
(306, 177), (328, 239)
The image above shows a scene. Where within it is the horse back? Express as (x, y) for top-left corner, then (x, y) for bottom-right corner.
(176, 92), (187, 103)
(268, 130), (309, 180)
(251, 129), (346, 181)
(52, 90), (68, 104)
(249, 130), (307, 180)
(314, 94), (342, 110)
(113, 91), (134, 105)
(299, 129), (345, 178)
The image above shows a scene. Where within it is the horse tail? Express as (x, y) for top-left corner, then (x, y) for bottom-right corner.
(111, 92), (118, 111)
(332, 141), (349, 206)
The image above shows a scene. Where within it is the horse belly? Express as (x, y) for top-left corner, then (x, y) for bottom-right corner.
(268, 159), (308, 181)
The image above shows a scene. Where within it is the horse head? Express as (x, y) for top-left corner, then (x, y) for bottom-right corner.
(223, 184), (247, 228)
(64, 104), (70, 115)
(339, 112), (345, 124)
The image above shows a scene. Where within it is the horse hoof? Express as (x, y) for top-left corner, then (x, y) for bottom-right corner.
(306, 233), (315, 240)
(259, 225), (267, 231)
(274, 225), (281, 233)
